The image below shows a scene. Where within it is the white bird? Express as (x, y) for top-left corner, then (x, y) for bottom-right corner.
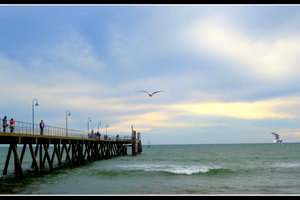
(139, 90), (164, 97)
(271, 132), (283, 144)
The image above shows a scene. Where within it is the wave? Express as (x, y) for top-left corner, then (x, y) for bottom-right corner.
(274, 162), (300, 168)
(116, 163), (232, 176)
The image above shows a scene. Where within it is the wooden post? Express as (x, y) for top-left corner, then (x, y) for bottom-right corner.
(99, 142), (105, 158)
(12, 144), (23, 177)
(63, 143), (72, 168)
(20, 144), (27, 165)
(31, 143), (39, 169)
(131, 125), (136, 156)
(39, 143), (43, 169)
(83, 143), (89, 161)
(43, 144), (53, 170)
(3, 144), (13, 175)
(29, 143), (39, 173)
(137, 132), (142, 155)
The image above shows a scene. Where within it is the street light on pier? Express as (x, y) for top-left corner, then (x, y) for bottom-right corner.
(106, 124), (109, 135)
(32, 98), (39, 135)
(98, 121), (101, 133)
(87, 117), (91, 134)
(66, 110), (71, 137)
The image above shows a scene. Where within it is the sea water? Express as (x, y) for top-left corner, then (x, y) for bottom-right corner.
(0, 143), (300, 195)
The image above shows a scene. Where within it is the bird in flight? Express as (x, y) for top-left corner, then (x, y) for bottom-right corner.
(271, 132), (283, 144)
(139, 90), (164, 97)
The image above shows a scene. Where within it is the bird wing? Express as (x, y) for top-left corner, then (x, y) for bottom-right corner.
(139, 91), (150, 94)
(151, 91), (164, 95)
(271, 132), (279, 140)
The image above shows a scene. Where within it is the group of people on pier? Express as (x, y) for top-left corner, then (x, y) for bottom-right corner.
(2, 116), (15, 133)
(88, 129), (101, 139)
(87, 130), (120, 141)
(2, 116), (45, 135)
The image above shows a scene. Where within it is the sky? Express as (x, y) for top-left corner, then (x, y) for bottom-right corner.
(1, 4), (300, 145)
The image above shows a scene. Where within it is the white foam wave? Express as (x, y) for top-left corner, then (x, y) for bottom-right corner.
(118, 163), (219, 175)
(274, 162), (300, 168)
(163, 165), (210, 175)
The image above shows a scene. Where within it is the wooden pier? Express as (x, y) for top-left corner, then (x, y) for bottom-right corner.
(0, 121), (142, 177)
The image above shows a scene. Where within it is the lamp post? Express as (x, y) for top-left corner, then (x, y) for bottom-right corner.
(106, 124), (109, 135)
(87, 117), (91, 134)
(66, 110), (71, 137)
(98, 121), (101, 133)
(32, 98), (39, 135)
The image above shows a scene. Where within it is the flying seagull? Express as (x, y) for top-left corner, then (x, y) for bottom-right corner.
(139, 90), (164, 97)
(271, 132), (283, 144)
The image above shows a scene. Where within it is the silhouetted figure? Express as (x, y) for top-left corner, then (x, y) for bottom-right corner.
(2, 116), (8, 132)
(40, 120), (45, 135)
(9, 118), (15, 133)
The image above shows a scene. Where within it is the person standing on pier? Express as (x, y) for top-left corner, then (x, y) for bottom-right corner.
(9, 118), (15, 133)
(96, 131), (100, 139)
(39, 120), (45, 135)
(2, 116), (8, 132)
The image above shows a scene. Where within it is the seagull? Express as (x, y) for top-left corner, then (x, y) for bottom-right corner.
(139, 90), (164, 97)
(271, 132), (283, 144)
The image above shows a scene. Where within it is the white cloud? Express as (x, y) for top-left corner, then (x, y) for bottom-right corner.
(169, 94), (300, 120)
(52, 31), (106, 72)
(184, 18), (300, 80)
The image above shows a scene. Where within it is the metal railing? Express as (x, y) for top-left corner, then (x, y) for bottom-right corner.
(0, 118), (131, 142)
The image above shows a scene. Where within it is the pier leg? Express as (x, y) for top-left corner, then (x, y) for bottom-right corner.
(99, 142), (104, 158)
(83, 143), (88, 160)
(60, 144), (64, 160)
(39, 143), (43, 169)
(3, 144), (13, 175)
(63, 143), (72, 168)
(43, 144), (53, 170)
(96, 143), (102, 160)
(42, 144), (48, 168)
(31, 144), (39, 169)
(131, 128), (136, 156)
(92, 143), (96, 160)
(51, 144), (56, 163)
(12, 144), (23, 177)
(52, 143), (62, 169)
(20, 144), (27, 165)
(89, 143), (94, 161)
(71, 143), (77, 165)
(77, 143), (83, 164)
(84, 143), (92, 161)
(29, 144), (39, 173)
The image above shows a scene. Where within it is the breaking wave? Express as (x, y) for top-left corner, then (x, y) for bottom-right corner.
(117, 164), (232, 175)
(274, 162), (300, 168)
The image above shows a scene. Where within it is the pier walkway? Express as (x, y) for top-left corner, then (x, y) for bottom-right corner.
(0, 119), (142, 177)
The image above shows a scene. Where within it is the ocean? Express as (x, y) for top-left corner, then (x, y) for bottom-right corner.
(0, 143), (300, 195)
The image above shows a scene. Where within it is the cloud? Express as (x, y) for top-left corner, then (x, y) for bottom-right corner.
(279, 129), (300, 136)
(111, 110), (227, 135)
(184, 18), (300, 80)
(0, 30), (110, 95)
(169, 94), (300, 120)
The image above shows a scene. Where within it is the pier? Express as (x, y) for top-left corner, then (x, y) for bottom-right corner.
(0, 119), (142, 177)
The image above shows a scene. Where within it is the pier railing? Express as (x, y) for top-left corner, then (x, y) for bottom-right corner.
(0, 118), (130, 141)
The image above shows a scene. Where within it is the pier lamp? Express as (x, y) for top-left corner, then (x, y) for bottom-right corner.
(66, 110), (71, 137)
(32, 98), (39, 135)
(87, 117), (91, 134)
(98, 121), (101, 133)
(106, 124), (109, 135)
